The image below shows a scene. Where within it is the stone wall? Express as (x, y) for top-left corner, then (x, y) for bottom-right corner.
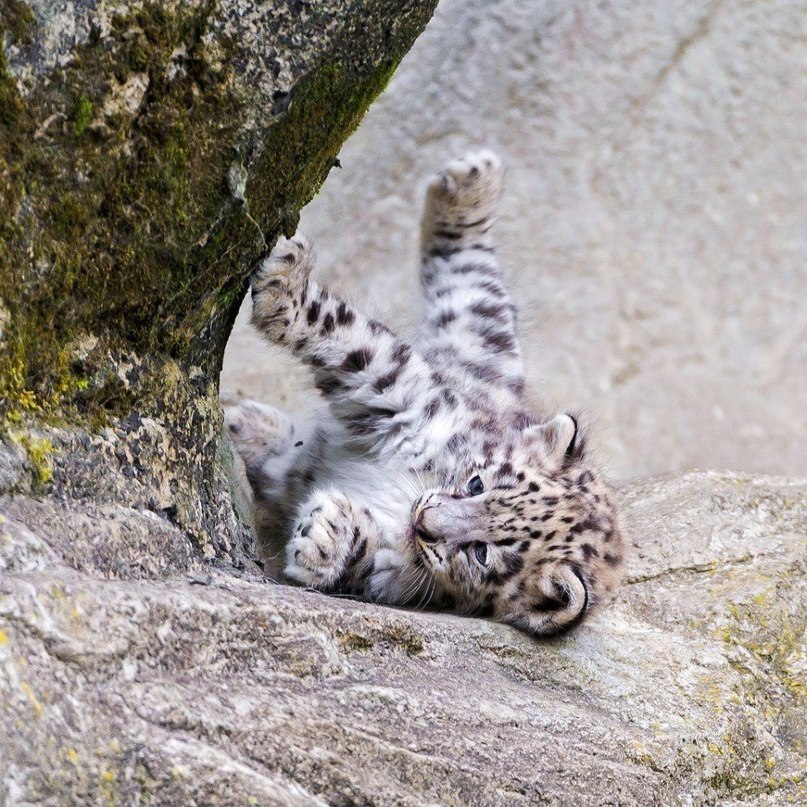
(222, 0), (807, 480)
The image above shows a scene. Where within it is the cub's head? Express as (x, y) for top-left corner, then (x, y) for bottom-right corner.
(410, 414), (625, 637)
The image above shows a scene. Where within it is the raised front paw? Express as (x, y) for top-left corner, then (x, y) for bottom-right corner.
(422, 150), (504, 238)
(250, 233), (314, 337)
(285, 491), (356, 589)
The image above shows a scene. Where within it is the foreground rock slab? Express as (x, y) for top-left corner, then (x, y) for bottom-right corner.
(1, 471), (806, 805)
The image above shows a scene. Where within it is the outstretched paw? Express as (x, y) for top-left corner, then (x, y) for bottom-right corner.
(422, 150), (504, 247)
(285, 491), (356, 589)
(250, 233), (315, 337)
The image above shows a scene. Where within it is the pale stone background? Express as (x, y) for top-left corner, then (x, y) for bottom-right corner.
(221, 0), (807, 480)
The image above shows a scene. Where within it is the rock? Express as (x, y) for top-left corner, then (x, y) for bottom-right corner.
(1, 471), (805, 805)
(1, 0), (439, 565)
(222, 0), (807, 480)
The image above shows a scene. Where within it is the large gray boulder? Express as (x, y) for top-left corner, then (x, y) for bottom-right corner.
(0, 0), (438, 564)
(2, 471), (805, 805)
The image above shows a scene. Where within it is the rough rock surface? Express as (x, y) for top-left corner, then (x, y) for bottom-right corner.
(222, 0), (807, 480)
(1, 0), (438, 563)
(2, 471), (805, 805)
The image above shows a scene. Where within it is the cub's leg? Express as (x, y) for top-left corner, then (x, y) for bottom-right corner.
(418, 151), (525, 398)
(224, 399), (316, 573)
(285, 488), (381, 591)
(250, 235), (454, 457)
(224, 399), (295, 487)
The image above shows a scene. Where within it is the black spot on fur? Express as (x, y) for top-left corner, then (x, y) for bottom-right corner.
(476, 328), (516, 353)
(475, 279), (506, 298)
(433, 228), (462, 240)
(391, 343), (412, 366)
(306, 300), (321, 326)
(320, 312), (335, 333)
(336, 302), (355, 326)
(470, 301), (509, 322)
(603, 552), (622, 566)
(581, 544), (599, 560)
(341, 349), (373, 373)
(476, 600), (495, 618)
(373, 367), (401, 393)
(528, 482), (540, 493)
(427, 245), (461, 259)
(500, 553), (525, 580)
(451, 262), (497, 277)
(463, 361), (501, 383)
(369, 319), (391, 335)
(315, 375), (346, 395)
(424, 398), (441, 418)
(435, 310), (457, 328)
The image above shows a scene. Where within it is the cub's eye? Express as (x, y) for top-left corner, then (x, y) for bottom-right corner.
(467, 475), (484, 496)
(474, 543), (489, 565)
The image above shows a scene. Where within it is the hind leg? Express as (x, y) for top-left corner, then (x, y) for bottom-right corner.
(224, 399), (310, 575)
(224, 400), (294, 474)
(224, 399), (295, 494)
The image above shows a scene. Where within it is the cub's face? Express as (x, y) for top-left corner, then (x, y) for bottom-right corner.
(409, 414), (625, 637)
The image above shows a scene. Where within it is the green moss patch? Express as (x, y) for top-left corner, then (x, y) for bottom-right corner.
(1, 0), (437, 429)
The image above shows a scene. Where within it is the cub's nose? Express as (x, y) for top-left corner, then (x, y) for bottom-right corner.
(414, 508), (439, 543)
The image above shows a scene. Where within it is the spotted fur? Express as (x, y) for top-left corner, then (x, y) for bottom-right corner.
(226, 151), (625, 638)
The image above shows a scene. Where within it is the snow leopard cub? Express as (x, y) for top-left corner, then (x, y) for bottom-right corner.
(226, 151), (625, 637)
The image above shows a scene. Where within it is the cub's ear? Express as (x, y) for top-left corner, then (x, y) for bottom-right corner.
(522, 413), (583, 467)
(500, 564), (589, 638)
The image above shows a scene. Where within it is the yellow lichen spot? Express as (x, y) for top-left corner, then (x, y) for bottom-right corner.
(109, 739), (121, 753)
(21, 681), (44, 716)
(0, 630), (8, 645)
(765, 757), (775, 772)
(100, 769), (116, 783)
(752, 592), (770, 607)
(10, 432), (55, 485)
(67, 747), (79, 764)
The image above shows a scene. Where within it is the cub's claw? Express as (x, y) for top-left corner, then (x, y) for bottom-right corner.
(285, 491), (354, 589)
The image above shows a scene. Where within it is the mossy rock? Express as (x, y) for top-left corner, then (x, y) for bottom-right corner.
(0, 0), (438, 562)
